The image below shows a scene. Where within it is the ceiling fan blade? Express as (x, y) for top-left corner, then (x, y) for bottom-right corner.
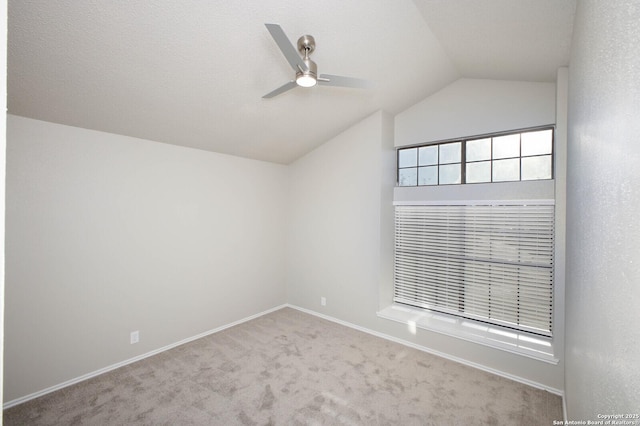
(265, 23), (308, 73)
(263, 81), (297, 99)
(318, 74), (373, 89)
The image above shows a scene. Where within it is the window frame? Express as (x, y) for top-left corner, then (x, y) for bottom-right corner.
(397, 126), (555, 187)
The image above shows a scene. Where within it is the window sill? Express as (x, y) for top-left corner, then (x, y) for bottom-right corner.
(377, 304), (559, 364)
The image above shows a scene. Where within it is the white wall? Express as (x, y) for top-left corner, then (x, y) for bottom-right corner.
(4, 115), (288, 402)
(287, 79), (565, 392)
(287, 110), (395, 324)
(565, 1), (640, 419)
(395, 78), (556, 147)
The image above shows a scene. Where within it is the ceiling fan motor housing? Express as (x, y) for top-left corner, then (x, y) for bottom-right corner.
(297, 35), (316, 55)
(297, 57), (317, 81)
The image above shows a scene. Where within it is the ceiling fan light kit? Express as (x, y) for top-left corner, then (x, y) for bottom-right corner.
(296, 73), (317, 87)
(263, 23), (370, 98)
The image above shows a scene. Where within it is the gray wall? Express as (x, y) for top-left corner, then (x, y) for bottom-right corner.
(565, 0), (640, 418)
(4, 115), (288, 402)
(0, 3), (7, 406)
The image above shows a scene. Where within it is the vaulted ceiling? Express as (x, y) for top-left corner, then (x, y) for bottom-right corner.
(8, 0), (576, 164)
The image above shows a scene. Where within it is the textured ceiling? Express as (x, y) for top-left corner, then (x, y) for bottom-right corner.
(8, 0), (576, 164)
(412, 0), (576, 82)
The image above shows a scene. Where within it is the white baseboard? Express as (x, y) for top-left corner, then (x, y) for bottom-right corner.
(5, 303), (565, 410)
(286, 304), (565, 397)
(3, 304), (287, 409)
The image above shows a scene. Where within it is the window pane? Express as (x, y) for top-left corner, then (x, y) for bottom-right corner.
(522, 129), (553, 156)
(439, 164), (461, 184)
(493, 158), (519, 182)
(522, 155), (552, 180)
(418, 146), (438, 166)
(418, 166), (438, 185)
(466, 138), (491, 162)
(466, 161), (491, 183)
(439, 142), (461, 164)
(398, 168), (417, 186)
(398, 148), (417, 168)
(493, 134), (520, 159)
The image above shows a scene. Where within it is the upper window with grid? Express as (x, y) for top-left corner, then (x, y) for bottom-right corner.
(397, 127), (554, 186)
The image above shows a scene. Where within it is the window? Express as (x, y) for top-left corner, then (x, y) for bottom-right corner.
(393, 126), (557, 338)
(398, 127), (554, 186)
(393, 203), (555, 336)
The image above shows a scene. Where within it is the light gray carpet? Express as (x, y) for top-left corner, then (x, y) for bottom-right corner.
(3, 307), (562, 425)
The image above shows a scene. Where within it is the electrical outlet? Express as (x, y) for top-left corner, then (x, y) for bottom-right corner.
(321, 297), (326, 306)
(130, 330), (139, 344)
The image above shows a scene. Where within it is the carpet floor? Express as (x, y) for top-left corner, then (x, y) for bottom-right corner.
(3, 307), (562, 425)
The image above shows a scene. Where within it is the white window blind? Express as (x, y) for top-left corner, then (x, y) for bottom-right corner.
(394, 203), (554, 336)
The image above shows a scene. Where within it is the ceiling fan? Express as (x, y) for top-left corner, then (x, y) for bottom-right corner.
(263, 23), (372, 99)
